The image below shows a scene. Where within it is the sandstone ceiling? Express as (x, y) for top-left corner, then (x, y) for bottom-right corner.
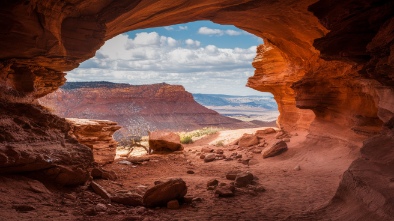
(0, 0), (393, 220)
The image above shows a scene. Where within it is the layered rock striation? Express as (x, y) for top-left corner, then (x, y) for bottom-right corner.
(66, 118), (121, 165)
(39, 82), (256, 138)
(0, 0), (393, 219)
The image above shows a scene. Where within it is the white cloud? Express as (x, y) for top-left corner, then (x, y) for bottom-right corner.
(198, 27), (223, 36)
(225, 30), (242, 36)
(198, 27), (244, 36)
(185, 39), (201, 47)
(163, 26), (174, 30)
(69, 32), (261, 95)
(179, 26), (188, 30)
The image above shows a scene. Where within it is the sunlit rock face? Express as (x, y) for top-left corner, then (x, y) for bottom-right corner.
(0, 0), (393, 219)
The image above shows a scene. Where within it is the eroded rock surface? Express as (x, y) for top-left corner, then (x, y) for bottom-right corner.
(66, 118), (121, 164)
(0, 102), (93, 185)
(0, 0), (394, 220)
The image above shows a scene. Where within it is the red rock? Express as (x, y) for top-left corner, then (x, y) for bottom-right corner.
(90, 181), (111, 200)
(148, 131), (183, 152)
(67, 118), (121, 164)
(143, 178), (187, 207)
(111, 193), (143, 206)
(167, 200), (180, 209)
(238, 134), (259, 148)
(255, 128), (277, 138)
(263, 141), (288, 159)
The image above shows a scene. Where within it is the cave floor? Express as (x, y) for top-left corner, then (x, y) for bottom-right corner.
(0, 127), (359, 221)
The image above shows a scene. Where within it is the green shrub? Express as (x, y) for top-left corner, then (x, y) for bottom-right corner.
(215, 140), (224, 147)
(180, 135), (193, 144)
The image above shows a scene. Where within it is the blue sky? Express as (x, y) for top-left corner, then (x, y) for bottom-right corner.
(67, 21), (268, 96)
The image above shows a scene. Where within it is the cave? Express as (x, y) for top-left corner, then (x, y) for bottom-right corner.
(0, 1), (393, 220)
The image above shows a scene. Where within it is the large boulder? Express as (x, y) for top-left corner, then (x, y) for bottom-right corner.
(148, 131), (183, 153)
(143, 178), (187, 207)
(67, 118), (121, 165)
(263, 141), (288, 158)
(255, 128), (277, 138)
(238, 134), (259, 148)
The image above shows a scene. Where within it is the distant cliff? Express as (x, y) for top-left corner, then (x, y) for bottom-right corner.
(39, 82), (262, 139)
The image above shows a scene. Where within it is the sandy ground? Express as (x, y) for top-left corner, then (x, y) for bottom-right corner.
(0, 127), (360, 221)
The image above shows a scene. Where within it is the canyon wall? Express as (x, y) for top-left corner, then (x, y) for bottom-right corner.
(0, 0), (393, 219)
(39, 82), (260, 138)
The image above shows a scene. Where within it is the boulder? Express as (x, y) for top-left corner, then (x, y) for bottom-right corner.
(235, 172), (254, 187)
(238, 134), (259, 148)
(148, 131), (183, 153)
(255, 128), (277, 138)
(66, 118), (121, 165)
(263, 141), (288, 158)
(143, 178), (187, 207)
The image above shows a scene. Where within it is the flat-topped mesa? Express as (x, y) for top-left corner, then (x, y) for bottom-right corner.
(66, 118), (121, 165)
(39, 82), (255, 136)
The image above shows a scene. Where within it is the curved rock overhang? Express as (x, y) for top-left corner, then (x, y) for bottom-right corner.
(0, 0), (393, 219)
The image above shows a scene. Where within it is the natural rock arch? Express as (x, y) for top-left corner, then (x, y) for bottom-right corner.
(0, 0), (393, 220)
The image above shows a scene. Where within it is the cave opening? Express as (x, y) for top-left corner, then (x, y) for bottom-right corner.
(1, 1), (393, 220)
(39, 21), (280, 148)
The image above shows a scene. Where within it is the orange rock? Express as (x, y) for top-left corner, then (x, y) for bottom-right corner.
(148, 131), (183, 152)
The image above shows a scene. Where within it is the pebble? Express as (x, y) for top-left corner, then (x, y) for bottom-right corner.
(187, 170), (195, 174)
(95, 203), (107, 212)
(294, 165), (301, 171)
(204, 153), (216, 162)
(118, 160), (131, 165)
(167, 200), (180, 209)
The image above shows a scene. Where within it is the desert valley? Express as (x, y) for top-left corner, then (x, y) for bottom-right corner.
(0, 1), (394, 221)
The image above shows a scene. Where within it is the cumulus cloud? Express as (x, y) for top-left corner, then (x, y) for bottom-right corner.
(68, 32), (260, 95)
(198, 27), (243, 36)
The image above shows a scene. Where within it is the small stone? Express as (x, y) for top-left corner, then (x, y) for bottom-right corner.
(215, 149), (224, 154)
(255, 128), (276, 138)
(207, 186), (216, 190)
(111, 193), (143, 206)
(219, 182), (227, 187)
(90, 181), (111, 200)
(207, 179), (219, 187)
(154, 181), (163, 185)
(95, 203), (107, 212)
(252, 148), (262, 154)
(235, 172), (254, 187)
(167, 200), (180, 209)
(238, 134), (259, 147)
(215, 185), (235, 197)
(118, 160), (132, 165)
(192, 197), (203, 202)
(12, 205), (36, 212)
(282, 138), (290, 142)
(187, 170), (195, 174)
(294, 165), (301, 171)
(84, 207), (97, 216)
(201, 146), (213, 153)
(64, 193), (77, 200)
(204, 153), (216, 162)
(226, 171), (240, 180)
(200, 154), (206, 159)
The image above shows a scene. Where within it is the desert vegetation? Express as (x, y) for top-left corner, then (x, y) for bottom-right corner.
(179, 127), (222, 144)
